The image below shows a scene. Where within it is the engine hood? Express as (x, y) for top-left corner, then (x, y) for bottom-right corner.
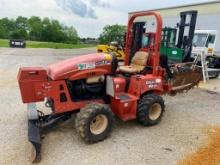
(47, 53), (113, 80)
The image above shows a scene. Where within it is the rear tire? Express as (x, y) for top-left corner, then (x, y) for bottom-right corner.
(75, 103), (114, 143)
(137, 94), (165, 126)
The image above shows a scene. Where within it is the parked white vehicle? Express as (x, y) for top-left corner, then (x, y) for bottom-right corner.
(192, 30), (218, 57)
(191, 30), (220, 79)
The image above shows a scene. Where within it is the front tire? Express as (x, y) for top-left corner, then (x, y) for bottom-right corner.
(75, 103), (114, 143)
(137, 94), (165, 126)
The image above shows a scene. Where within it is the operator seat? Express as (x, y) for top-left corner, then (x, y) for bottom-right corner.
(119, 51), (149, 74)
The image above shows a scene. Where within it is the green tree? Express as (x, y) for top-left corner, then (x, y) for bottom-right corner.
(41, 17), (52, 41)
(0, 18), (16, 38)
(99, 24), (126, 44)
(50, 20), (65, 42)
(63, 26), (79, 44)
(13, 16), (28, 39)
(16, 16), (28, 30)
(0, 26), (7, 38)
(28, 16), (42, 41)
(0, 16), (79, 43)
(11, 29), (28, 39)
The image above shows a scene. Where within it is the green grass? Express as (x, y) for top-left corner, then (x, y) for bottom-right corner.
(0, 39), (95, 49)
(0, 39), (9, 47)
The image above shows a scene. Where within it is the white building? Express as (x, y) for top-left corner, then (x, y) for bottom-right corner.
(129, 0), (220, 55)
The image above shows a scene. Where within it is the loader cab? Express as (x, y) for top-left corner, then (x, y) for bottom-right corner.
(160, 27), (185, 63)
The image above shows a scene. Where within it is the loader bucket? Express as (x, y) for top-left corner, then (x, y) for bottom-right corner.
(170, 63), (202, 94)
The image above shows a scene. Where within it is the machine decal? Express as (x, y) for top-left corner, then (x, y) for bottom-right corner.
(105, 60), (111, 64)
(95, 60), (105, 66)
(172, 50), (178, 55)
(155, 78), (162, 83)
(148, 84), (158, 89)
(78, 63), (95, 70)
(146, 78), (161, 85)
(86, 72), (96, 77)
(146, 80), (156, 85)
(95, 60), (111, 66)
(146, 79), (161, 89)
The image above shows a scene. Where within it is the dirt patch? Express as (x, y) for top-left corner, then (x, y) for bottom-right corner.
(179, 126), (220, 165)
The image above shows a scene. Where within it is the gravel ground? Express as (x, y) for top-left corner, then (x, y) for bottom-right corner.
(0, 48), (220, 165)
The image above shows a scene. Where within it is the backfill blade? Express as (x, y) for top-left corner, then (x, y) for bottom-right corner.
(28, 119), (42, 163)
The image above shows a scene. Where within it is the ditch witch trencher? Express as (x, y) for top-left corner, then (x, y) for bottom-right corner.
(18, 11), (202, 163)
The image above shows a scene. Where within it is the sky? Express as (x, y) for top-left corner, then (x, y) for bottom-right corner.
(0, 0), (215, 38)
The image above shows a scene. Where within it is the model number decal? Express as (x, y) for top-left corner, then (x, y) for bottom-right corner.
(78, 60), (111, 70)
(146, 79), (161, 85)
(95, 60), (111, 66)
(148, 84), (158, 89)
(146, 80), (156, 85)
(146, 79), (161, 89)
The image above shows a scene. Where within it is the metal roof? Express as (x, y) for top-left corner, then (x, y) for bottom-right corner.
(129, 0), (220, 14)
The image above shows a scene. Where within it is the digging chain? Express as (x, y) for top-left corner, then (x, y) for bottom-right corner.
(168, 64), (202, 95)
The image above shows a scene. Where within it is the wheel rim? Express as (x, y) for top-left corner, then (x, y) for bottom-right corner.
(149, 103), (162, 121)
(90, 114), (108, 135)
